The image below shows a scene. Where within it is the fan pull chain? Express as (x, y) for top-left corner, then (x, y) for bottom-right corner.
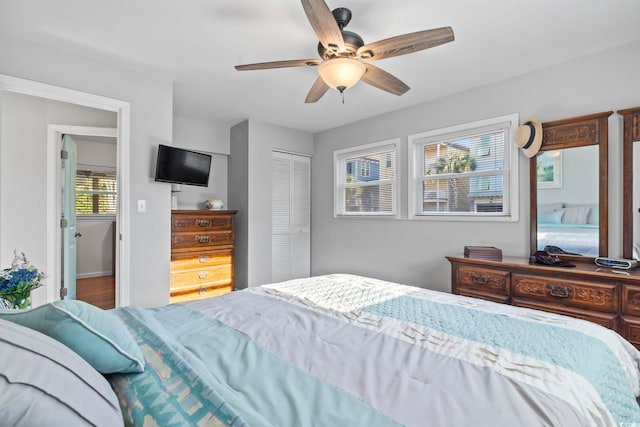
(337, 86), (346, 104)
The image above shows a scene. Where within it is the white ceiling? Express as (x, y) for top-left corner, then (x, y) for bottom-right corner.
(2, 0), (639, 133)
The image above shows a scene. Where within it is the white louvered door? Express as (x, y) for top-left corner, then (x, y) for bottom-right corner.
(272, 151), (310, 283)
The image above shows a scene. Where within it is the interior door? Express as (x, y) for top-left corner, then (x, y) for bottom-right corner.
(61, 135), (77, 299)
(271, 151), (310, 282)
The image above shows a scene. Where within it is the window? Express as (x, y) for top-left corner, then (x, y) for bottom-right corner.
(334, 139), (399, 216)
(408, 114), (519, 221)
(76, 168), (117, 216)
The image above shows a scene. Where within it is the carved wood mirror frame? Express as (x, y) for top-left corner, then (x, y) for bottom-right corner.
(529, 111), (611, 258)
(620, 107), (640, 260)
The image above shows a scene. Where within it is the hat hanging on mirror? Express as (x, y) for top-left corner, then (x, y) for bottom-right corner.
(514, 118), (543, 158)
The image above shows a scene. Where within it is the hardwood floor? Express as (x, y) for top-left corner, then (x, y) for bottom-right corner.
(76, 276), (115, 310)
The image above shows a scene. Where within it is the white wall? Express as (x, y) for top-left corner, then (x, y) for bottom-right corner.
(0, 33), (173, 307)
(311, 40), (640, 293)
(229, 119), (314, 288)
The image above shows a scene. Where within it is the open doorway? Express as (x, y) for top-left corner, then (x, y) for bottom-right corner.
(58, 131), (118, 309)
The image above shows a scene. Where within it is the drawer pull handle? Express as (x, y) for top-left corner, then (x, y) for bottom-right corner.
(196, 219), (212, 227)
(197, 235), (211, 243)
(546, 284), (573, 298)
(198, 272), (209, 280)
(472, 273), (490, 285)
(198, 287), (207, 294)
(198, 255), (210, 263)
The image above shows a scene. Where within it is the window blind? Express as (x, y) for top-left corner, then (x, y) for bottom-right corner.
(76, 170), (117, 215)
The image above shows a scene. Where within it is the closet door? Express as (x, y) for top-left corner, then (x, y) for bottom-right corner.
(272, 151), (310, 282)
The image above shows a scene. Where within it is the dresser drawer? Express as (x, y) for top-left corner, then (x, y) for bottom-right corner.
(512, 274), (619, 313)
(170, 285), (232, 304)
(172, 231), (233, 250)
(172, 214), (233, 232)
(512, 298), (618, 330)
(455, 265), (510, 296)
(171, 249), (232, 269)
(622, 284), (640, 316)
(170, 264), (232, 291)
(620, 317), (640, 349)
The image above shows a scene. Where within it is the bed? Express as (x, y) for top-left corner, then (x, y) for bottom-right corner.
(2, 274), (640, 426)
(537, 203), (600, 255)
(537, 223), (600, 256)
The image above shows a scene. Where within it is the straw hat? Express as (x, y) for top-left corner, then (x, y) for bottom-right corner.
(514, 118), (543, 158)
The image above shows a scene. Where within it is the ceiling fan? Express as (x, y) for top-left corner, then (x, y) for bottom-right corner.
(235, 0), (454, 103)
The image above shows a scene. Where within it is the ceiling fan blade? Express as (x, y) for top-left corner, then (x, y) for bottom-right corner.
(305, 77), (330, 103)
(357, 27), (454, 61)
(301, 0), (345, 52)
(235, 59), (321, 71)
(361, 64), (410, 96)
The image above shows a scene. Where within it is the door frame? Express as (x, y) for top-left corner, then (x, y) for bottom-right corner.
(0, 74), (131, 307)
(49, 126), (117, 304)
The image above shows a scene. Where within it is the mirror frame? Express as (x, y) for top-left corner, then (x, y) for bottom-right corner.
(620, 107), (640, 259)
(529, 111), (612, 259)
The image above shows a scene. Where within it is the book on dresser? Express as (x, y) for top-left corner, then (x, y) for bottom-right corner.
(463, 246), (503, 261)
(170, 210), (237, 303)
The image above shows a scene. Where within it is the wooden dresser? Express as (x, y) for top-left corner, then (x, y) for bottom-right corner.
(170, 210), (237, 303)
(446, 255), (640, 349)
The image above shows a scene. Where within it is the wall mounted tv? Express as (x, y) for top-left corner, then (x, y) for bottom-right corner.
(154, 144), (212, 187)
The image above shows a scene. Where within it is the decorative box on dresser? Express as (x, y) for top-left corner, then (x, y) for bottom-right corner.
(170, 210), (237, 303)
(446, 255), (640, 349)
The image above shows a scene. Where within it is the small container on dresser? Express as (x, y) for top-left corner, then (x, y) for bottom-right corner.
(170, 210), (237, 303)
(447, 255), (640, 349)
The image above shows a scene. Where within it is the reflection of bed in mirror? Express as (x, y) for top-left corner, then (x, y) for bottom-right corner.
(537, 203), (599, 256)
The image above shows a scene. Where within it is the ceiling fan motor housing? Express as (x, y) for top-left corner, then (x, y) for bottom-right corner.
(317, 30), (364, 59)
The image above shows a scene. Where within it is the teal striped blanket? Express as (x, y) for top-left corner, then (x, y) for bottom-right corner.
(108, 274), (640, 426)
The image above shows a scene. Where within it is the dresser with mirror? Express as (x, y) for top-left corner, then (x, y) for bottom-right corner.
(448, 111), (640, 348)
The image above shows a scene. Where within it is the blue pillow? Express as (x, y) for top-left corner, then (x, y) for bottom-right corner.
(0, 300), (144, 374)
(539, 209), (564, 224)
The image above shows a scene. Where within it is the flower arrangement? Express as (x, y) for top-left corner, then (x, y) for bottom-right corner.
(0, 251), (45, 309)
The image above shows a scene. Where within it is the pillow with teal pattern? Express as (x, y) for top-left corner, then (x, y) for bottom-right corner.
(0, 300), (144, 374)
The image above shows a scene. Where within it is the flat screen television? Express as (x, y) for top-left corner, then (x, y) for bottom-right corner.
(154, 144), (212, 187)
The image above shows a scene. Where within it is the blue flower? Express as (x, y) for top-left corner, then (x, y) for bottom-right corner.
(0, 251), (45, 294)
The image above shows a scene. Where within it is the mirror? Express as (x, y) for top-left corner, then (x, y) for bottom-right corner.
(530, 112), (611, 258)
(621, 107), (640, 260)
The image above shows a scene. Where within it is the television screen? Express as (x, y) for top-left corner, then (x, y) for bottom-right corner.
(154, 144), (212, 187)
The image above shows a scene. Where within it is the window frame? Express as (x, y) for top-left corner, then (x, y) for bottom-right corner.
(407, 114), (519, 222)
(334, 138), (400, 218)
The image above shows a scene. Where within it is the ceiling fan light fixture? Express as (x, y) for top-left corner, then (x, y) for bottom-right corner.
(318, 58), (366, 92)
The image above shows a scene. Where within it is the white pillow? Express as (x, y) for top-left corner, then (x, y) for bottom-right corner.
(0, 318), (124, 426)
(561, 205), (591, 224)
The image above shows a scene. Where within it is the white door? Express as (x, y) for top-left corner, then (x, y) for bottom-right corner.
(272, 152), (310, 282)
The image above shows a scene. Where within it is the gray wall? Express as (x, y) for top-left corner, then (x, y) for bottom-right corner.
(229, 119), (314, 289)
(537, 145), (599, 206)
(228, 121), (249, 289)
(311, 40), (640, 293)
(76, 136), (117, 279)
(0, 33), (173, 307)
(171, 115), (232, 210)
(0, 92), (117, 305)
